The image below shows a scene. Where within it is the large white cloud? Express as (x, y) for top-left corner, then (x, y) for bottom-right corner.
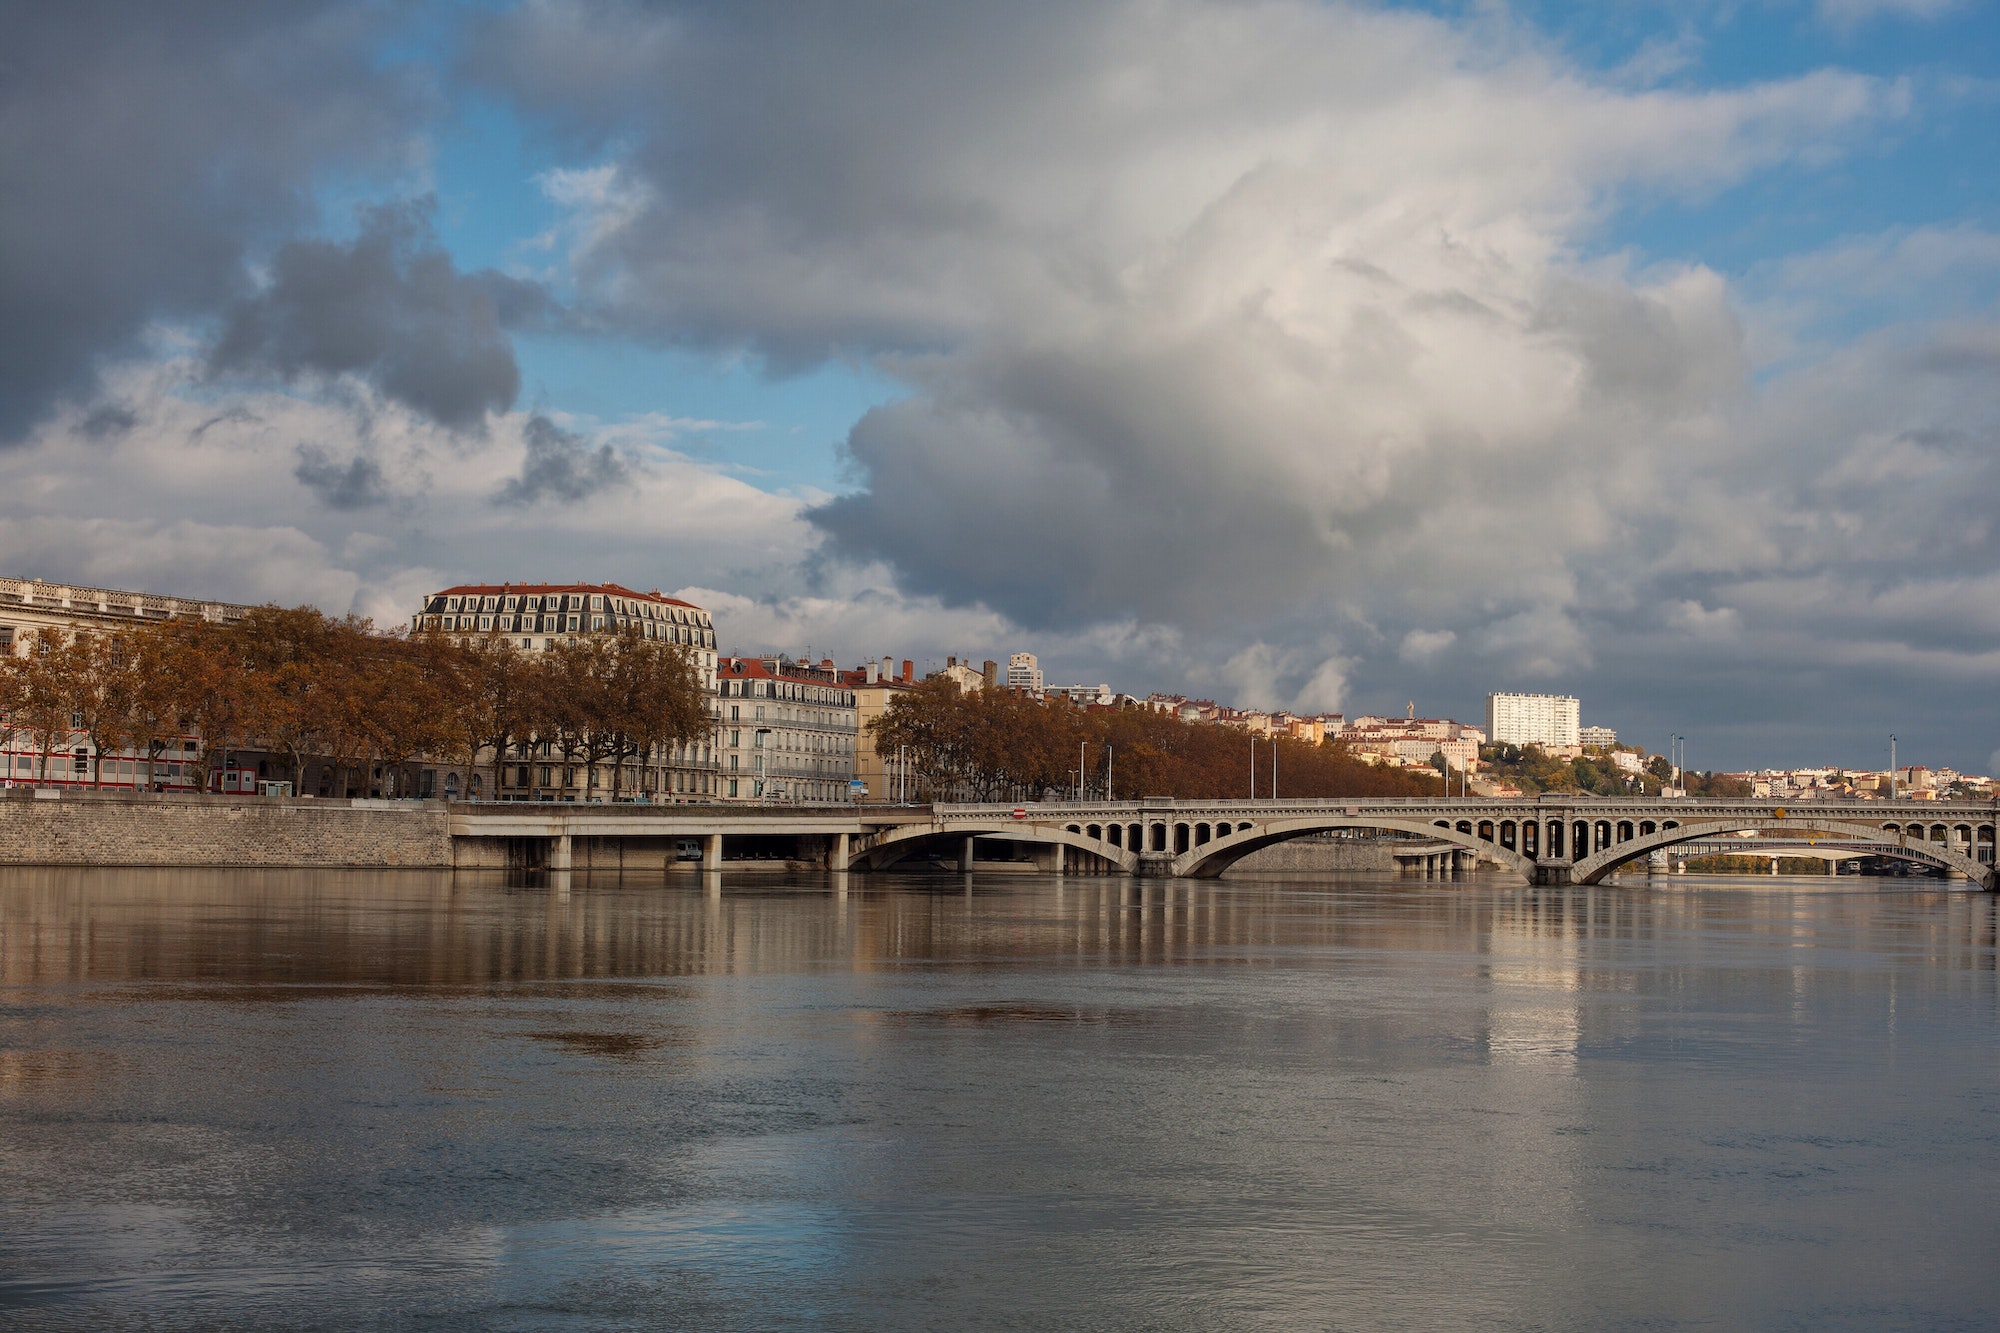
(460, 0), (2000, 765)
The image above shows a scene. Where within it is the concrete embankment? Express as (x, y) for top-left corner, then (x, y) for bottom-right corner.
(0, 789), (452, 868)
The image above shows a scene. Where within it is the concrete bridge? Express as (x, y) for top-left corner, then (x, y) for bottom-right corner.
(451, 796), (2000, 888)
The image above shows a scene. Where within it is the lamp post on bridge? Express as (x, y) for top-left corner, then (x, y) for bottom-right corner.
(1890, 735), (1897, 801)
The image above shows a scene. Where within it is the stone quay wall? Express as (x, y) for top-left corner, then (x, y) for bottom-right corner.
(0, 790), (452, 868)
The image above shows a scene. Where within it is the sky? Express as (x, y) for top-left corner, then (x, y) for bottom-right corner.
(3, 0), (1999, 774)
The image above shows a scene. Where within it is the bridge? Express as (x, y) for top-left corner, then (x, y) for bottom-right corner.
(451, 796), (2000, 888)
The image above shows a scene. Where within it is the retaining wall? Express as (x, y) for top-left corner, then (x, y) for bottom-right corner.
(0, 789), (452, 868)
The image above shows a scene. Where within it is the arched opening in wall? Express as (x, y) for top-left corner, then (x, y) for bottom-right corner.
(1150, 823), (1167, 852)
(1087, 823), (1103, 841)
(1617, 821), (1634, 843)
(1573, 821), (1589, 857)
(1981, 826), (1995, 863)
(1931, 824), (1948, 844)
(1499, 821), (1516, 852)
(1195, 822), (1211, 845)
(1238, 822), (1254, 834)
(1546, 821), (1563, 859)
(1640, 821), (1657, 837)
(1595, 820), (1612, 851)
(1174, 823), (1190, 854)
(1521, 822), (1538, 858)
(1478, 821), (1495, 842)
(1129, 824), (1143, 850)
(1457, 820), (1473, 834)
(1106, 824), (1121, 848)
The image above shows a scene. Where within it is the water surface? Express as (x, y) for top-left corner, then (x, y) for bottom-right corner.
(2, 868), (1996, 1330)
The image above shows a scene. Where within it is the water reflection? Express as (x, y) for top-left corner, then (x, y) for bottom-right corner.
(1, 867), (1996, 1330)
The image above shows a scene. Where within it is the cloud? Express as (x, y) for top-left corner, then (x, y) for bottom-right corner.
(469, 1), (1892, 654)
(1399, 630), (1458, 665)
(494, 413), (631, 505)
(443, 0), (2000, 771)
(1818, 0), (1960, 28)
(212, 200), (544, 429)
(0, 355), (810, 619)
(0, 1), (428, 440)
(294, 446), (390, 511)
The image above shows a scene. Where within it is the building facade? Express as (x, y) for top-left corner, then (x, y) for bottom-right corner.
(0, 575), (251, 793)
(715, 655), (858, 803)
(1485, 692), (1581, 750)
(1579, 725), (1617, 748)
(847, 658), (917, 802)
(1007, 651), (1043, 694)
(413, 582), (721, 802)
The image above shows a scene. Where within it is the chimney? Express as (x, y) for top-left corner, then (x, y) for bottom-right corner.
(982, 659), (998, 688)
(866, 661), (879, 684)
(902, 659), (914, 682)
(947, 655), (957, 668)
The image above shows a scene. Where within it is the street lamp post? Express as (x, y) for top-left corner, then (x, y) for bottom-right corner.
(1890, 735), (1897, 800)
(1105, 744), (1114, 803)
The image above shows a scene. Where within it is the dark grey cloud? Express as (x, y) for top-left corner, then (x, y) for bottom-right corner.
(495, 414), (630, 505)
(0, 1), (429, 441)
(294, 445), (389, 510)
(213, 201), (544, 429)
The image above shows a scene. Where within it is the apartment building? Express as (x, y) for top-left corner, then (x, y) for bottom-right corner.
(715, 654), (858, 803)
(1006, 651), (1043, 694)
(0, 575), (250, 792)
(843, 657), (917, 802)
(1485, 692), (1581, 750)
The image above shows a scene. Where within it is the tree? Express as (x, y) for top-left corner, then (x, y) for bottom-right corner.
(69, 631), (141, 787)
(5, 628), (84, 783)
(601, 627), (711, 799)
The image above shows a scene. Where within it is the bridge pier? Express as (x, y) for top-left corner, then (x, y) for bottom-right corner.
(551, 832), (572, 872)
(832, 832), (849, 870)
(702, 833), (721, 872)
(961, 836), (975, 872)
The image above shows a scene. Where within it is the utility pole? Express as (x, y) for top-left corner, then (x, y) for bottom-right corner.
(1272, 737), (1277, 802)
(1890, 735), (1897, 800)
(1106, 744), (1114, 802)
(1078, 739), (1085, 801)
(1249, 734), (1256, 799)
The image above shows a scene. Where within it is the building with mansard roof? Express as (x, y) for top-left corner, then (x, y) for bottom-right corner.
(412, 581), (721, 802)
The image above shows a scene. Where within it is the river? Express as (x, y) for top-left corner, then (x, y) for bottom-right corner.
(2, 867), (1996, 1330)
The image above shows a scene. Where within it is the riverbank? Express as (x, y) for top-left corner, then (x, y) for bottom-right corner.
(0, 788), (451, 868)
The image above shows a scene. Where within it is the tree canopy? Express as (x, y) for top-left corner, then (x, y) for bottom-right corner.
(872, 679), (1442, 801)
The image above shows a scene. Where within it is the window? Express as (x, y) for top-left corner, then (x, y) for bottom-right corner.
(730, 705), (740, 721)
(567, 615), (579, 631)
(591, 616), (603, 630)
(729, 730), (740, 747)
(728, 779), (738, 797)
(540, 766), (553, 786)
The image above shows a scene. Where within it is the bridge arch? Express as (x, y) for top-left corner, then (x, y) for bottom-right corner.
(1570, 817), (1995, 887)
(851, 822), (1137, 873)
(1170, 815), (1535, 881)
